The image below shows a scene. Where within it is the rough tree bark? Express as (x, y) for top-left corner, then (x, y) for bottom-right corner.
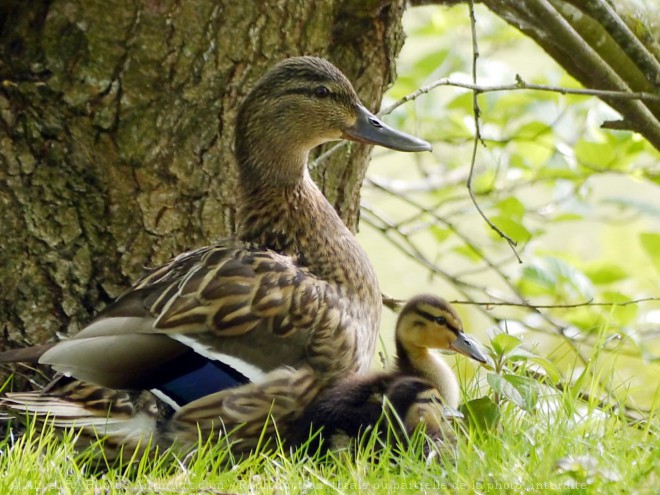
(0, 0), (407, 381)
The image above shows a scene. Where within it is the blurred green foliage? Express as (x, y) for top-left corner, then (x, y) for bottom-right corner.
(364, 4), (660, 410)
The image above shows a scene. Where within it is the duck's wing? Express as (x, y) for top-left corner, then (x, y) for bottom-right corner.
(3, 242), (347, 400)
(167, 364), (322, 454)
(83, 242), (333, 338)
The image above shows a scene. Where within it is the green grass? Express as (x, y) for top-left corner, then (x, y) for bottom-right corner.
(1, 363), (657, 495)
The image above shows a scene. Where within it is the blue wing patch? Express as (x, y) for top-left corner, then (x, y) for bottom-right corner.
(152, 351), (250, 408)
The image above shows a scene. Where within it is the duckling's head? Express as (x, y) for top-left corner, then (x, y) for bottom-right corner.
(235, 57), (430, 185)
(395, 294), (487, 365)
(385, 375), (462, 442)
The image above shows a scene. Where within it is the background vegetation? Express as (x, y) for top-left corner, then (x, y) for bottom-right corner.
(361, 3), (659, 411)
(1, 3), (658, 494)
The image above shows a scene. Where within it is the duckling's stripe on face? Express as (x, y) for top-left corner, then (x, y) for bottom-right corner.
(413, 308), (460, 335)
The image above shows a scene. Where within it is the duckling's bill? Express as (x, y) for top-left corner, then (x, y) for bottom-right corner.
(343, 105), (432, 152)
(449, 333), (488, 363)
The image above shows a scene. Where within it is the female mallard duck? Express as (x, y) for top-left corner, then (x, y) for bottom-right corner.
(288, 294), (487, 453)
(0, 57), (430, 457)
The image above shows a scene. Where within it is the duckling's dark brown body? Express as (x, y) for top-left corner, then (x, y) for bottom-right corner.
(288, 371), (443, 453)
(288, 294), (487, 454)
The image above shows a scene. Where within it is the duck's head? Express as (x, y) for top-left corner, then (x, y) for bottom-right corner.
(235, 57), (431, 184)
(395, 294), (487, 364)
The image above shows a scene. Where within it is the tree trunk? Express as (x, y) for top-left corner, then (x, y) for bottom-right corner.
(0, 0), (406, 371)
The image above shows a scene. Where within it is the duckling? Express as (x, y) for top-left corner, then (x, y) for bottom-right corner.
(0, 57), (430, 459)
(288, 294), (486, 453)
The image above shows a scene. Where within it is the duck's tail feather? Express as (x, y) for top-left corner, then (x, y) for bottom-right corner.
(0, 378), (174, 462)
(0, 344), (56, 363)
(1, 367), (324, 458)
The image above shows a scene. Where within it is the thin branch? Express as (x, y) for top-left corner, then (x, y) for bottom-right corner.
(449, 296), (660, 308)
(363, 195), (598, 368)
(310, 142), (348, 168)
(465, 1), (522, 262)
(383, 296), (660, 310)
(313, 76), (660, 168)
(365, 178), (525, 295)
(380, 76), (660, 117)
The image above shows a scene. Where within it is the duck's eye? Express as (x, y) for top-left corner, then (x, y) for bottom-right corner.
(313, 86), (330, 98)
(435, 316), (447, 326)
(369, 117), (383, 129)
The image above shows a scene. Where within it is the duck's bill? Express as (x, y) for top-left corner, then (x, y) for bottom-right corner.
(342, 105), (432, 152)
(450, 333), (488, 364)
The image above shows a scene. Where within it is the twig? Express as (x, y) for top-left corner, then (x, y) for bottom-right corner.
(449, 296), (660, 308)
(310, 142), (348, 168)
(380, 77), (660, 117)
(466, 1), (522, 262)
(383, 296), (660, 310)
(313, 75), (660, 168)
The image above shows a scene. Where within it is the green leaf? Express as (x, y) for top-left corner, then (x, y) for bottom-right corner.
(460, 396), (500, 433)
(496, 197), (525, 221)
(516, 121), (552, 139)
(488, 373), (539, 411)
(491, 333), (522, 356)
(488, 372), (524, 408)
(429, 226), (452, 243)
(582, 261), (629, 285)
(552, 213), (584, 222)
(519, 264), (556, 296)
(564, 308), (606, 333)
(503, 374), (539, 411)
(574, 140), (617, 169)
(601, 291), (638, 327)
(412, 50), (450, 79)
(446, 92), (473, 113)
(512, 140), (554, 168)
(489, 216), (531, 243)
(471, 169), (496, 194)
(521, 257), (594, 300)
(639, 232), (660, 273)
(507, 349), (562, 383)
(452, 245), (482, 263)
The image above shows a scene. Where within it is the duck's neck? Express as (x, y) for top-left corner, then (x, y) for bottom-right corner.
(237, 167), (370, 284)
(395, 342), (460, 409)
(236, 152), (381, 361)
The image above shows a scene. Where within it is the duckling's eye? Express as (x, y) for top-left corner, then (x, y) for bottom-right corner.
(435, 316), (447, 326)
(313, 86), (330, 98)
